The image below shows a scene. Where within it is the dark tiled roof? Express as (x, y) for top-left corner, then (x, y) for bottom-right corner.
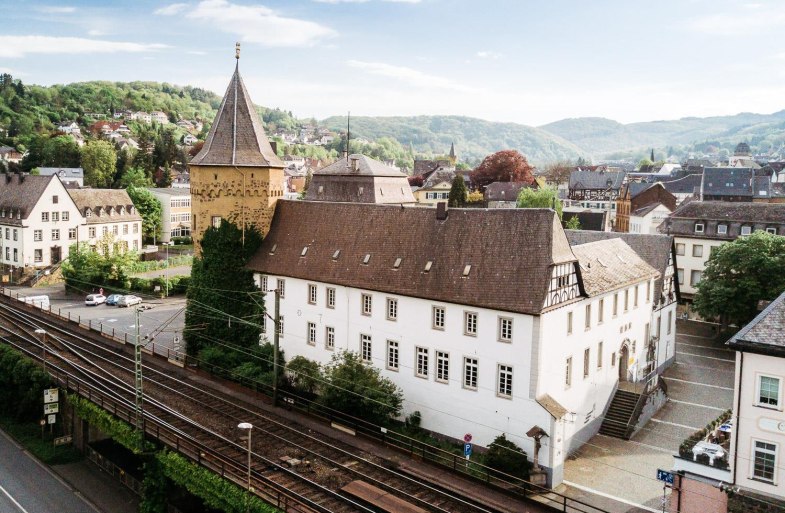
(661, 201), (785, 239)
(314, 154), (407, 178)
(67, 189), (142, 224)
(247, 201), (577, 315)
(632, 202), (665, 217)
(38, 167), (84, 179)
(652, 173), (702, 195)
(565, 230), (674, 304)
(571, 238), (659, 296)
(191, 65), (283, 168)
(484, 181), (532, 202)
(729, 291), (785, 357)
(0, 174), (55, 224)
(702, 167), (763, 198)
(561, 211), (606, 231)
(305, 155), (415, 204)
(569, 170), (625, 190)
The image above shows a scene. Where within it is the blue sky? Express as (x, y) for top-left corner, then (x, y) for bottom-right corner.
(2, 0), (784, 126)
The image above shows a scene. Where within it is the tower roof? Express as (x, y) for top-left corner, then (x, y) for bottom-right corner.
(449, 142), (455, 158)
(191, 63), (283, 168)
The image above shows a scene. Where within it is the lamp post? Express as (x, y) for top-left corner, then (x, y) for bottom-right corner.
(237, 422), (253, 512)
(35, 329), (47, 373)
(162, 242), (169, 296)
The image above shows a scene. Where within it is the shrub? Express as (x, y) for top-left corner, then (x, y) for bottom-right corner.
(286, 356), (321, 396)
(483, 434), (531, 480)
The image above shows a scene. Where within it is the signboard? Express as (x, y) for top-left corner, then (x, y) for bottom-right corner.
(44, 403), (59, 415)
(464, 443), (473, 459)
(53, 435), (72, 447)
(47, 414), (56, 425)
(463, 433), (472, 443)
(44, 388), (58, 404)
(656, 468), (674, 485)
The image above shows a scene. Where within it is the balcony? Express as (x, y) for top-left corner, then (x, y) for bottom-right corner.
(676, 410), (732, 476)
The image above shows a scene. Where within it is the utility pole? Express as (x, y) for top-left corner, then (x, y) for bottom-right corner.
(272, 288), (280, 406)
(35, 329), (46, 374)
(134, 307), (143, 432)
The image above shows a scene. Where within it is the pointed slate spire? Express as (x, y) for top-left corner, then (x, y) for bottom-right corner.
(191, 49), (283, 168)
(449, 142), (456, 158)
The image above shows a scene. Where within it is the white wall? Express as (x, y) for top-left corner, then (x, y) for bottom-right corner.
(674, 236), (725, 296)
(630, 204), (671, 235)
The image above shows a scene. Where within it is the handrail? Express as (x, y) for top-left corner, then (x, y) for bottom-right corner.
(624, 371), (657, 439)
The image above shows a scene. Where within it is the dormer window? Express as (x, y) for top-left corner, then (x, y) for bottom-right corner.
(362, 254), (371, 265)
(1, 210), (5, 218)
(332, 249), (341, 260)
(119, 206), (125, 215)
(393, 257), (402, 269)
(694, 223), (704, 234)
(766, 227), (777, 235)
(269, 243), (277, 255)
(717, 224), (728, 235)
(108, 207), (114, 216)
(85, 209), (92, 218)
(741, 225), (752, 236)
(424, 260), (433, 273)
(462, 264), (472, 277)
(301, 246), (308, 257)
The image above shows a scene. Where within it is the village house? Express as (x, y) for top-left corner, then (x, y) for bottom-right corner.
(615, 182), (677, 233)
(151, 111), (169, 124)
(484, 181), (535, 208)
(701, 167), (771, 203)
(67, 189), (143, 254)
(0, 146), (23, 165)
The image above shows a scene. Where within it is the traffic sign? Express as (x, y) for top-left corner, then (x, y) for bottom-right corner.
(464, 443), (473, 459)
(47, 414), (56, 425)
(657, 468), (674, 485)
(44, 388), (58, 404)
(44, 403), (59, 415)
(463, 433), (472, 443)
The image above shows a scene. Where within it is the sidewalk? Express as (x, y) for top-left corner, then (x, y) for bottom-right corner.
(51, 460), (139, 513)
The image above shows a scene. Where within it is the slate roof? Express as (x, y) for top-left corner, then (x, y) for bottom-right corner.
(652, 173), (702, 196)
(247, 201), (577, 315)
(569, 170), (625, 190)
(565, 230), (675, 305)
(305, 154), (415, 204)
(484, 181), (533, 202)
(67, 189), (142, 224)
(661, 201), (785, 239)
(571, 238), (659, 297)
(37, 167), (84, 180)
(0, 174), (54, 225)
(314, 154), (407, 177)
(191, 64), (283, 168)
(729, 291), (785, 358)
(702, 167), (762, 198)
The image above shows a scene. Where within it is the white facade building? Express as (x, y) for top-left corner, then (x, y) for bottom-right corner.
(249, 201), (662, 487)
(629, 203), (672, 235)
(148, 188), (191, 243)
(67, 189), (143, 254)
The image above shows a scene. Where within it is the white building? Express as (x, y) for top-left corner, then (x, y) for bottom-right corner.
(0, 174), (82, 268)
(67, 189), (143, 253)
(728, 292), (785, 506)
(629, 203), (672, 235)
(148, 188), (191, 242)
(248, 201), (662, 487)
(151, 111), (169, 124)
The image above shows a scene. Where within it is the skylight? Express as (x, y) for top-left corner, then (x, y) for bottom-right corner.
(424, 261), (433, 272)
(394, 257), (402, 269)
(332, 249), (341, 260)
(301, 247), (308, 257)
(462, 264), (472, 277)
(363, 254), (371, 265)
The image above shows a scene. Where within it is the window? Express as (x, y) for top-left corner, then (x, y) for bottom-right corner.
(68, 228), (76, 240)
(361, 334), (372, 362)
(277, 278), (285, 298)
(463, 357), (478, 389)
(3, 228), (7, 239)
(690, 270), (702, 286)
(498, 317), (513, 342)
(326, 287), (335, 308)
(34, 230), (42, 242)
(667, 311), (673, 335)
(497, 365), (513, 398)
(646, 281), (651, 303)
(597, 341), (603, 369)
(361, 293), (372, 316)
(611, 352), (616, 366)
(717, 224), (728, 235)
(12, 229), (17, 241)
(758, 376), (780, 407)
(464, 311), (477, 336)
(416, 347), (429, 378)
(585, 304), (591, 329)
(583, 348), (590, 378)
(112, 225), (118, 235)
(51, 212), (59, 222)
(766, 227), (777, 235)
(598, 299), (604, 323)
(277, 315), (284, 337)
(51, 229), (60, 241)
(12, 248), (17, 262)
(694, 223), (704, 233)
(692, 245), (703, 258)
(613, 293), (619, 316)
(307, 322), (316, 345)
(52, 195), (58, 204)
(624, 289), (630, 312)
(211, 216), (222, 228)
(133, 240), (138, 250)
(565, 357), (572, 388)
(386, 298), (398, 321)
(308, 284), (317, 305)
(260, 275), (268, 291)
(634, 285), (639, 307)
(677, 268), (684, 285)
(325, 326), (335, 350)
(42, 212), (49, 222)
(741, 225), (752, 236)
(133, 223), (139, 234)
(3, 247), (7, 260)
(436, 351), (449, 383)
(87, 226), (95, 238)
(387, 340), (399, 370)
(676, 243), (685, 256)
(567, 311), (573, 335)
(102, 226), (108, 235)
(753, 441), (777, 482)
(123, 224), (128, 235)
(34, 249), (42, 262)
(432, 306), (445, 330)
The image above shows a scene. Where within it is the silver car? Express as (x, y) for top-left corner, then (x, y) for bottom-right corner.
(117, 295), (142, 307)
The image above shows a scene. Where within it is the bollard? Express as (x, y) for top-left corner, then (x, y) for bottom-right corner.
(88, 320), (91, 329)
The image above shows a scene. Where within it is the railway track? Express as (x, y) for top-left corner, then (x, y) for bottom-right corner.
(0, 298), (526, 513)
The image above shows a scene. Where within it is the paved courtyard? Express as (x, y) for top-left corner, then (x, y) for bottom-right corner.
(563, 320), (735, 512)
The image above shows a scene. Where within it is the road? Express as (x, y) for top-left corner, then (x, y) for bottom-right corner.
(0, 429), (97, 513)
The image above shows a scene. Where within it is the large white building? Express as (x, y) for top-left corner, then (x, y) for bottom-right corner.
(248, 201), (666, 486)
(67, 189), (143, 254)
(148, 188), (191, 243)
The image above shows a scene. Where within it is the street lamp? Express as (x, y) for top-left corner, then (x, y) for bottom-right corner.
(162, 242), (169, 296)
(237, 422), (253, 512)
(34, 329), (47, 373)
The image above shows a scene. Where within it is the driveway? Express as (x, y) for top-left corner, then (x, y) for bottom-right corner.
(562, 320), (735, 512)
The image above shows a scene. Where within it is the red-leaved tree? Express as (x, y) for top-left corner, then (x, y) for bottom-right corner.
(408, 175), (424, 187)
(470, 150), (535, 191)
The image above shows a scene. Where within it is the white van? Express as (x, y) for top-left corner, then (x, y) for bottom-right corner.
(22, 295), (50, 310)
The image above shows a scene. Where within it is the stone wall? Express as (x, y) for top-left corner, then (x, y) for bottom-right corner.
(729, 489), (785, 513)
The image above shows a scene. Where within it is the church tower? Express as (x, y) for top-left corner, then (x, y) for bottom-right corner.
(189, 44), (285, 254)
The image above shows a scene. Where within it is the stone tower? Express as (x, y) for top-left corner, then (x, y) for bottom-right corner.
(189, 48), (284, 254)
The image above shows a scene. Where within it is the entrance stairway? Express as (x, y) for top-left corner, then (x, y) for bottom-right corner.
(599, 387), (642, 440)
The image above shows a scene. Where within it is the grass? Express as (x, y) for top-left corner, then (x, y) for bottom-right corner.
(0, 416), (83, 465)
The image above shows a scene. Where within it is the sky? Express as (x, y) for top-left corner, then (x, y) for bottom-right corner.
(2, 0), (785, 126)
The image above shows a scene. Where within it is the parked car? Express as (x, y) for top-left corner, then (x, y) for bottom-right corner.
(105, 294), (123, 306)
(117, 295), (142, 307)
(85, 294), (106, 306)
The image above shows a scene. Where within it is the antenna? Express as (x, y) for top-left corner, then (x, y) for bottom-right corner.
(346, 111), (351, 162)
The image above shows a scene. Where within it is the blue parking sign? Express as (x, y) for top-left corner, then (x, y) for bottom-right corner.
(464, 443), (473, 458)
(657, 469), (674, 485)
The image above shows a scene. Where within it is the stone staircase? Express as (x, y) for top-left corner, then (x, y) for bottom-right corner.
(599, 388), (642, 440)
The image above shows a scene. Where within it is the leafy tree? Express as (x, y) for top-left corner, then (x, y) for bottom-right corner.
(448, 175), (467, 207)
(81, 140), (117, 187)
(637, 158), (654, 169)
(543, 160), (573, 185)
(470, 150), (534, 191)
(693, 231), (785, 328)
(319, 351), (403, 425)
(483, 434), (531, 479)
(565, 215), (581, 230)
(286, 356), (321, 396)
(516, 185), (563, 219)
(127, 186), (163, 242)
(61, 239), (137, 294)
(184, 222), (264, 356)
(119, 167), (153, 188)
(21, 135), (80, 171)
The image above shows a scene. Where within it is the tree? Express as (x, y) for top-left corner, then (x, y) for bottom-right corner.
(448, 175), (467, 207)
(286, 356), (321, 396)
(470, 150), (534, 191)
(516, 185), (563, 219)
(484, 434), (531, 479)
(127, 185), (163, 241)
(61, 239), (137, 294)
(693, 231), (785, 328)
(81, 140), (117, 187)
(319, 351), (403, 425)
(184, 222), (264, 356)
(565, 215), (581, 230)
(542, 160), (573, 186)
(119, 167), (153, 188)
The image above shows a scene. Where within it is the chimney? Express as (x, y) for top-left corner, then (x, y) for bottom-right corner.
(436, 202), (448, 220)
(350, 155), (359, 172)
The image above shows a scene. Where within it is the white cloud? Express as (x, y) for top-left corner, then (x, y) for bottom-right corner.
(87, 29), (108, 36)
(0, 67), (24, 76)
(35, 6), (76, 14)
(346, 60), (475, 92)
(186, 0), (336, 47)
(187, 50), (207, 55)
(154, 3), (189, 15)
(476, 51), (502, 60)
(313, 0), (369, 3)
(688, 4), (785, 35)
(0, 36), (168, 58)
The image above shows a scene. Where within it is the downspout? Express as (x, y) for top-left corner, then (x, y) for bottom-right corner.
(731, 351), (743, 485)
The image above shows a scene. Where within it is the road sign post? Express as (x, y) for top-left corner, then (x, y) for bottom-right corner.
(464, 443), (472, 460)
(656, 468), (674, 485)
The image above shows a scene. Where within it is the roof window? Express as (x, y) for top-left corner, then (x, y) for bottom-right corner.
(424, 260), (433, 273)
(269, 243), (277, 255)
(393, 257), (402, 269)
(301, 246), (308, 257)
(462, 264), (472, 277)
(332, 249), (341, 260)
(363, 254), (371, 265)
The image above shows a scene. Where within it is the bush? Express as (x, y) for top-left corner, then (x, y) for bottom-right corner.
(170, 236), (192, 245)
(483, 434), (531, 480)
(286, 356), (321, 397)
